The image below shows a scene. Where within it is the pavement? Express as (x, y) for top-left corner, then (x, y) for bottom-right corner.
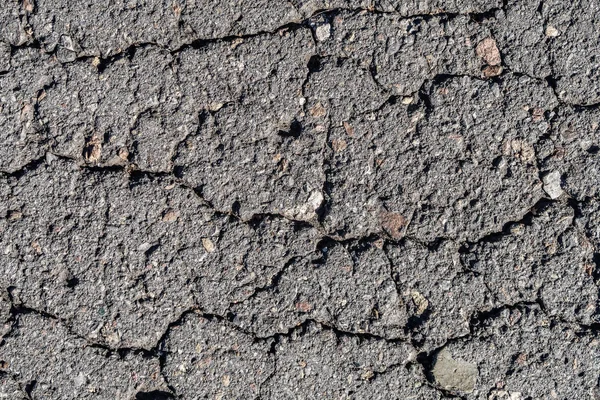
(1, 0), (600, 399)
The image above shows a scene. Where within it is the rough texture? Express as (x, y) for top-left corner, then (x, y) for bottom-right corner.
(439, 305), (600, 398)
(231, 241), (405, 339)
(162, 313), (274, 399)
(0, 313), (165, 398)
(261, 322), (441, 399)
(1, 1), (600, 399)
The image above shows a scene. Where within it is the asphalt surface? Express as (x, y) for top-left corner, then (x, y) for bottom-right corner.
(1, 1), (600, 399)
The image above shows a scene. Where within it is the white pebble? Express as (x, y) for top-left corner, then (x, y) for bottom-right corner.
(316, 24), (331, 42)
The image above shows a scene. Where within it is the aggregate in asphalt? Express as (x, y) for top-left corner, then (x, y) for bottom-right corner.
(1, 0), (600, 399)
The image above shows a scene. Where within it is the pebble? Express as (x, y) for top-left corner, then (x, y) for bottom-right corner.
(316, 24), (331, 42)
(542, 171), (564, 199)
(476, 37), (502, 66)
(7, 210), (22, 221)
(483, 65), (503, 78)
(379, 211), (407, 239)
(309, 103), (326, 118)
(545, 25), (560, 37)
(83, 135), (102, 163)
(162, 208), (179, 222)
(45, 152), (58, 165)
(202, 238), (216, 253)
(411, 290), (429, 315)
(331, 138), (347, 152)
(74, 372), (87, 387)
(432, 349), (478, 393)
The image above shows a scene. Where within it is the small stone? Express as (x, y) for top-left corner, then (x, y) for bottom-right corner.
(509, 139), (535, 163)
(74, 372), (87, 387)
(309, 103), (327, 118)
(545, 25), (560, 37)
(31, 241), (42, 254)
(295, 301), (312, 312)
(380, 211), (407, 239)
(118, 147), (129, 161)
(222, 375), (231, 387)
(411, 290), (429, 315)
(172, 2), (182, 17)
(476, 37), (501, 66)
(83, 134), (102, 163)
(0, 42), (10, 73)
(162, 208), (179, 222)
(515, 352), (527, 365)
(230, 38), (244, 50)
(209, 102), (224, 112)
(45, 152), (58, 165)
(7, 210), (22, 220)
(483, 65), (503, 78)
(543, 171), (563, 199)
(343, 121), (354, 137)
(361, 370), (374, 380)
(138, 242), (152, 252)
(331, 138), (347, 152)
(432, 349), (478, 393)
(202, 238), (216, 253)
(509, 223), (525, 236)
(20, 103), (34, 122)
(401, 96), (413, 105)
(61, 35), (77, 52)
(22, 0), (34, 13)
(316, 24), (331, 42)
(282, 189), (322, 220)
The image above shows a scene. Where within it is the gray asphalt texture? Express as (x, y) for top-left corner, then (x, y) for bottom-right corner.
(1, 0), (600, 399)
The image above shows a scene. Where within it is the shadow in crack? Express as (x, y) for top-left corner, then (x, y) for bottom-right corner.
(135, 390), (174, 400)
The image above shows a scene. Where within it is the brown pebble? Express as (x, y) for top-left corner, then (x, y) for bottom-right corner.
(22, 0), (34, 13)
(118, 147), (129, 161)
(509, 139), (535, 163)
(295, 301), (312, 312)
(476, 37), (501, 66)
(162, 209), (179, 222)
(309, 103), (327, 118)
(331, 138), (347, 152)
(379, 211), (407, 239)
(172, 2), (182, 17)
(482, 65), (503, 78)
(20, 103), (34, 122)
(532, 107), (544, 122)
(411, 290), (429, 315)
(31, 241), (42, 254)
(83, 134), (102, 163)
(343, 121), (355, 137)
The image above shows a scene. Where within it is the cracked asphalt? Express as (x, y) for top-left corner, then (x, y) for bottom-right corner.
(1, 0), (600, 399)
